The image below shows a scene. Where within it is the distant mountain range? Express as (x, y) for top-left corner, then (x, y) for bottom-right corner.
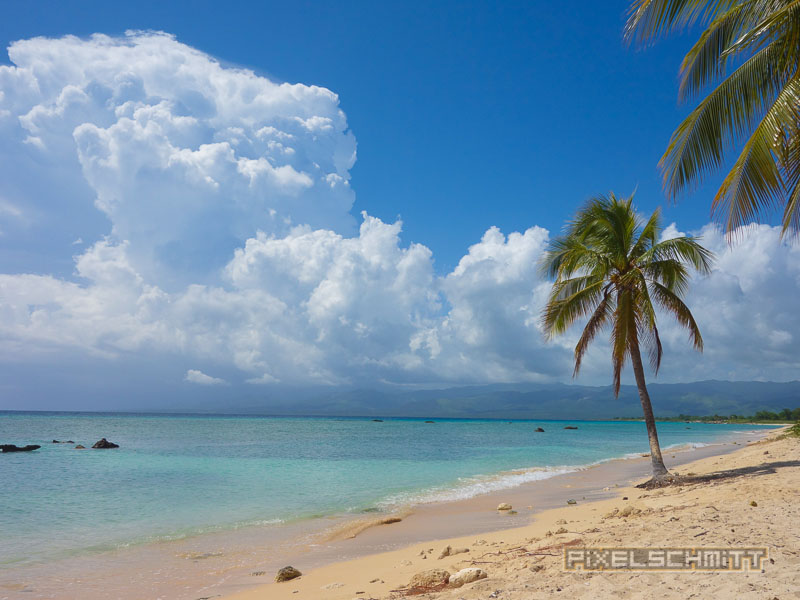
(208, 380), (800, 420)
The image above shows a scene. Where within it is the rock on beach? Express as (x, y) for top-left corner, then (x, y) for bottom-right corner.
(438, 545), (469, 559)
(449, 567), (487, 587)
(409, 568), (449, 588)
(275, 566), (302, 582)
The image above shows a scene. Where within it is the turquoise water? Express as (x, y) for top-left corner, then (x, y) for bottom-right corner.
(0, 412), (777, 569)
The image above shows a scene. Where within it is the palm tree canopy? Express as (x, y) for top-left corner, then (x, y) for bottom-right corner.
(540, 193), (713, 395)
(624, 0), (800, 235)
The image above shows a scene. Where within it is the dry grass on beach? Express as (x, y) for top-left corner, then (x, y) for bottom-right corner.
(224, 428), (800, 600)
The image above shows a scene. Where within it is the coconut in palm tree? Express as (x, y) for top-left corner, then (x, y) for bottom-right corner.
(541, 193), (713, 486)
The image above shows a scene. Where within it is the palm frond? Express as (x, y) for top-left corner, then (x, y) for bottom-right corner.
(611, 289), (635, 396)
(650, 281), (704, 351)
(573, 290), (614, 376)
(782, 183), (800, 234)
(712, 74), (800, 231)
(628, 0), (800, 237)
(630, 207), (660, 260)
(661, 40), (792, 200)
(632, 275), (664, 373)
(539, 236), (611, 280)
(721, 0), (800, 60)
(542, 279), (606, 338)
(775, 106), (800, 234)
(643, 259), (692, 294)
(647, 323), (664, 373)
(639, 236), (714, 274)
(625, 0), (741, 46)
(678, 2), (752, 100)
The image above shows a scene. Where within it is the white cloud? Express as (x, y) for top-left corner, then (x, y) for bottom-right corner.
(0, 31), (357, 286)
(0, 198), (22, 218)
(0, 197), (25, 235)
(1, 33), (799, 395)
(408, 225), (571, 383)
(246, 373), (279, 385)
(185, 369), (226, 385)
(655, 223), (800, 382)
(1, 214), (799, 387)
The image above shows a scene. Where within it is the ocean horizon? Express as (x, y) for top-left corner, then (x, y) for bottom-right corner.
(0, 411), (779, 574)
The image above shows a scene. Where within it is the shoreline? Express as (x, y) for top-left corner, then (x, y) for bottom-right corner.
(208, 429), (774, 599)
(0, 426), (779, 600)
(221, 424), (798, 600)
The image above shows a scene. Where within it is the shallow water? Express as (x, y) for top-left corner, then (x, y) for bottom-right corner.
(0, 411), (777, 573)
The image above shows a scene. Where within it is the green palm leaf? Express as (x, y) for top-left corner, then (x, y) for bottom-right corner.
(678, 2), (752, 100)
(713, 75), (800, 231)
(625, 0), (740, 46)
(626, 0), (800, 236)
(541, 194), (712, 482)
(661, 41), (791, 199)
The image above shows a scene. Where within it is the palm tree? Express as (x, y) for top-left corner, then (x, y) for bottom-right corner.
(540, 193), (713, 485)
(625, 1), (800, 235)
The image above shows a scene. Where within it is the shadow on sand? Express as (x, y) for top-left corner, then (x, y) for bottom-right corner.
(636, 459), (800, 489)
(678, 459), (800, 485)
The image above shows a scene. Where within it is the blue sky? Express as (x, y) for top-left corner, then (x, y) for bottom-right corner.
(2, 0), (731, 272)
(0, 1), (798, 410)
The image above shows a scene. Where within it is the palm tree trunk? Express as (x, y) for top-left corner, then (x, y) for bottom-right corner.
(629, 344), (669, 479)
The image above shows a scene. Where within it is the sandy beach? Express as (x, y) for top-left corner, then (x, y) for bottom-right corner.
(221, 427), (799, 600)
(3, 423), (779, 600)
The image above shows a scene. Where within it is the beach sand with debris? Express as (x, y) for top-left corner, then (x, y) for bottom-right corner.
(222, 427), (799, 600)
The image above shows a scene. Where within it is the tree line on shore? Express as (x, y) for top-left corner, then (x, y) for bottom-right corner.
(615, 408), (800, 423)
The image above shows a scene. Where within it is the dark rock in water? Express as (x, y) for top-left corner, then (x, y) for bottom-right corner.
(535, 427), (545, 432)
(66, 440), (74, 444)
(372, 419), (383, 422)
(92, 438), (119, 449)
(275, 566), (302, 582)
(1, 444), (41, 452)
(74, 445), (86, 449)
(564, 426), (578, 430)
(52, 440), (60, 443)
(424, 420), (435, 423)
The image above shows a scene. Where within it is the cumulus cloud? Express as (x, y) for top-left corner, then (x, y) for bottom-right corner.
(0, 210), (568, 385)
(658, 224), (800, 382)
(0, 31), (356, 285)
(409, 225), (570, 382)
(1, 32), (799, 398)
(185, 369), (226, 385)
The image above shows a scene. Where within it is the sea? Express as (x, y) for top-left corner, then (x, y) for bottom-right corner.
(0, 411), (779, 579)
